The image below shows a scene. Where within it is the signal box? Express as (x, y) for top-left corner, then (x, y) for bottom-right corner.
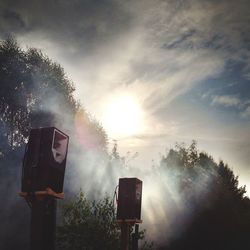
(21, 127), (69, 193)
(117, 178), (142, 221)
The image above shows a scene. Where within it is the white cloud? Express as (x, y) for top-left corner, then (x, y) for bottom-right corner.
(241, 106), (250, 118)
(211, 95), (250, 119)
(10, 0), (249, 119)
(211, 95), (241, 107)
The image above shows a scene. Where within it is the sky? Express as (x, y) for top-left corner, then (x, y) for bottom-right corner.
(0, 0), (250, 191)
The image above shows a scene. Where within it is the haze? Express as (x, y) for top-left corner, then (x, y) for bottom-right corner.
(1, 0), (249, 191)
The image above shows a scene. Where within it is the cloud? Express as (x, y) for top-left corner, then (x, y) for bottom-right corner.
(211, 95), (241, 108)
(210, 95), (250, 119)
(0, 0), (248, 115)
(0, 0), (133, 54)
(241, 106), (250, 118)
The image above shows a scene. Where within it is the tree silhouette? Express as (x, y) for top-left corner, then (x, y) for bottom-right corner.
(0, 37), (107, 250)
(159, 142), (250, 250)
(57, 191), (120, 250)
(57, 191), (154, 250)
(0, 38), (30, 149)
(0, 38), (77, 152)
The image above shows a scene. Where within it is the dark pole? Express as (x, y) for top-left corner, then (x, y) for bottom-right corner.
(132, 224), (139, 250)
(30, 197), (57, 250)
(121, 222), (130, 250)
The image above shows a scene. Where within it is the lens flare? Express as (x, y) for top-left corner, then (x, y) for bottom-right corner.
(75, 110), (102, 150)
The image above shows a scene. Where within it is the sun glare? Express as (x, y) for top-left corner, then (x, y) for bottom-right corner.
(102, 94), (143, 138)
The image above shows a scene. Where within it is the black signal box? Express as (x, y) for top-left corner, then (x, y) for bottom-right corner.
(21, 127), (69, 193)
(117, 178), (142, 220)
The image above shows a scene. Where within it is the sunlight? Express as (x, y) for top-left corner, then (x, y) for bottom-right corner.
(101, 94), (143, 138)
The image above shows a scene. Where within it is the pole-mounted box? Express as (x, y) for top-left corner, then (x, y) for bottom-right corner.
(21, 127), (69, 193)
(117, 178), (142, 221)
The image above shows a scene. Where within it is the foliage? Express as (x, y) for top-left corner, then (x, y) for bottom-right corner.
(57, 191), (120, 250)
(57, 191), (155, 250)
(0, 37), (107, 155)
(0, 37), (76, 151)
(109, 140), (139, 169)
(0, 38), (31, 149)
(159, 142), (250, 250)
(0, 38), (107, 250)
(137, 230), (155, 250)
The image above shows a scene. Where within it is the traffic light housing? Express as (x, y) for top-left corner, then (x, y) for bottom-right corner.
(21, 127), (69, 193)
(117, 178), (142, 220)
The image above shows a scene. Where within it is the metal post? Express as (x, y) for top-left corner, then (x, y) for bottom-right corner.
(30, 197), (57, 250)
(121, 223), (130, 250)
(132, 224), (139, 250)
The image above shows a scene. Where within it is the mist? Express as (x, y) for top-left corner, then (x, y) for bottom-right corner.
(0, 59), (243, 248)
(61, 133), (220, 247)
(1, 0), (250, 245)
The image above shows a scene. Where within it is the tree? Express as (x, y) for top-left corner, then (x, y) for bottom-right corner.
(57, 191), (154, 250)
(0, 37), (107, 155)
(0, 37), (76, 152)
(159, 142), (250, 250)
(0, 37), (108, 250)
(57, 191), (120, 250)
(0, 38), (31, 150)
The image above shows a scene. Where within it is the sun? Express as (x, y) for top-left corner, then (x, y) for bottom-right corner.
(101, 94), (143, 138)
